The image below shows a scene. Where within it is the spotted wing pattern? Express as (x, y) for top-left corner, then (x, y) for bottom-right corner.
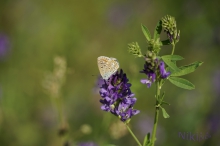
(97, 56), (119, 80)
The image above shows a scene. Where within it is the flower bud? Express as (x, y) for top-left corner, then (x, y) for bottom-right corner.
(161, 15), (180, 44)
(128, 42), (143, 57)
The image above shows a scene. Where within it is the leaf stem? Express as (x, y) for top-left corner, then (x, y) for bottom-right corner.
(171, 43), (175, 55)
(126, 124), (142, 146)
(151, 81), (160, 146)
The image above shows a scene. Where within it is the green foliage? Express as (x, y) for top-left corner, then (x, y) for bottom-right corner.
(161, 39), (171, 45)
(128, 42), (143, 57)
(153, 20), (162, 40)
(160, 106), (170, 118)
(143, 133), (151, 146)
(161, 101), (170, 106)
(171, 61), (203, 76)
(158, 92), (170, 106)
(162, 55), (202, 90)
(129, 14), (204, 145)
(168, 77), (195, 90)
(146, 142), (153, 146)
(161, 55), (184, 61)
(141, 24), (152, 41)
(160, 92), (165, 101)
(161, 56), (180, 71)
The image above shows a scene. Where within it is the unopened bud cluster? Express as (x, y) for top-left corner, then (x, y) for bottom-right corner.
(161, 15), (180, 44)
(128, 42), (143, 57)
(145, 50), (157, 70)
(147, 38), (162, 54)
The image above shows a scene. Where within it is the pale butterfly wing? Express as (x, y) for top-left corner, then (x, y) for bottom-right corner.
(97, 56), (119, 80)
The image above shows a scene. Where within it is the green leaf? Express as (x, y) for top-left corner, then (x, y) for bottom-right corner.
(161, 101), (170, 106)
(161, 39), (171, 45)
(141, 24), (151, 41)
(162, 57), (180, 71)
(153, 20), (162, 40)
(156, 56), (161, 60)
(161, 55), (184, 61)
(146, 143), (153, 146)
(171, 61), (203, 76)
(143, 133), (151, 146)
(179, 61), (203, 69)
(166, 66), (175, 73)
(160, 107), (170, 118)
(159, 92), (165, 102)
(168, 77), (195, 90)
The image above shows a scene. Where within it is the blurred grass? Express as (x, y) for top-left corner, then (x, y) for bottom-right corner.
(0, 0), (220, 146)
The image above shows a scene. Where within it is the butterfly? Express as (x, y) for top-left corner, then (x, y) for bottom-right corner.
(97, 56), (119, 80)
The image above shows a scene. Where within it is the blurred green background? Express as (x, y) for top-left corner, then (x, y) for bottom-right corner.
(0, 0), (220, 146)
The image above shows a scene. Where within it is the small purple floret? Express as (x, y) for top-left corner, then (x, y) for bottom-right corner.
(159, 61), (171, 79)
(140, 59), (171, 87)
(140, 79), (152, 88)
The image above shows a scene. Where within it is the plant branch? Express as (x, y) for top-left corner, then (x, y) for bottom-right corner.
(151, 81), (160, 146)
(171, 43), (175, 55)
(126, 124), (142, 146)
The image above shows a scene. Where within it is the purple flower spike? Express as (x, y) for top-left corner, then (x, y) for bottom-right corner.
(159, 61), (171, 79)
(140, 61), (157, 88)
(99, 69), (140, 122)
(119, 108), (140, 122)
(140, 59), (171, 88)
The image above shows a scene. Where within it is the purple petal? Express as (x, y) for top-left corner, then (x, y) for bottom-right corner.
(140, 79), (152, 88)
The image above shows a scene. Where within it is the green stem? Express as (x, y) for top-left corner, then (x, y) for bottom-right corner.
(151, 81), (160, 146)
(171, 43), (175, 55)
(126, 124), (142, 146)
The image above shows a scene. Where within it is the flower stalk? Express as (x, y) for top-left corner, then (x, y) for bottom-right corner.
(125, 124), (142, 146)
(171, 44), (175, 55)
(151, 81), (160, 146)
